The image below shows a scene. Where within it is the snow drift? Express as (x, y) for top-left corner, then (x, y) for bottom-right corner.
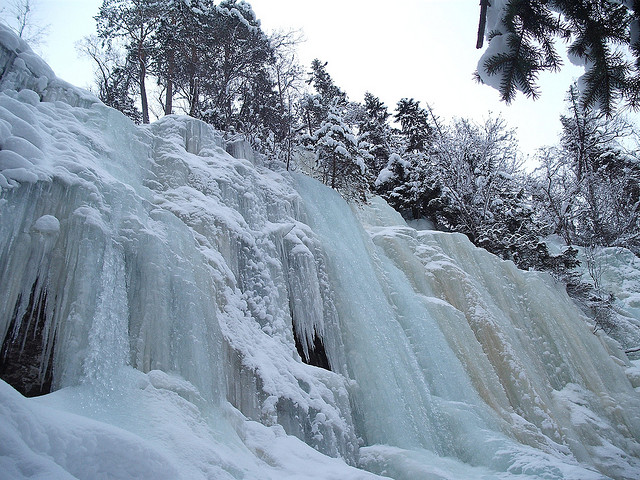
(1, 25), (640, 479)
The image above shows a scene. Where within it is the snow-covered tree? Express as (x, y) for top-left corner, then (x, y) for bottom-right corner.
(204, 0), (274, 128)
(376, 99), (438, 219)
(430, 117), (525, 242)
(77, 36), (142, 123)
(93, 0), (281, 139)
(301, 59), (348, 135)
(375, 152), (431, 217)
(95, 0), (162, 124)
(378, 107), (563, 271)
(307, 58), (347, 107)
(531, 85), (640, 253)
(394, 98), (432, 154)
(358, 92), (394, 180)
(305, 106), (370, 202)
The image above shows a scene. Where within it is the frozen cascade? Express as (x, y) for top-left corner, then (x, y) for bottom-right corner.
(1, 25), (640, 479)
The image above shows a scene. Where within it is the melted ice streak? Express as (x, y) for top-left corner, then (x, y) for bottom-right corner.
(1, 24), (640, 480)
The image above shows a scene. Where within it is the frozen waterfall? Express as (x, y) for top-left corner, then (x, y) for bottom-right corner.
(1, 25), (640, 479)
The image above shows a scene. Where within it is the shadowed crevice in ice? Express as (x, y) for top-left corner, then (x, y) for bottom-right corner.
(292, 320), (331, 371)
(0, 279), (54, 397)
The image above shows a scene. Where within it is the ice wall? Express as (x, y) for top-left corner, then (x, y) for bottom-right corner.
(1, 25), (640, 480)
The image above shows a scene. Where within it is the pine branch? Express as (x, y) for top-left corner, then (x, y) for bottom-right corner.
(478, 0), (640, 112)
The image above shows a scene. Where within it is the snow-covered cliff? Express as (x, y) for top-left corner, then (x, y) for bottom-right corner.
(1, 25), (639, 479)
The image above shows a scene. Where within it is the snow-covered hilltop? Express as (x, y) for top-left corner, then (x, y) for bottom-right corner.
(1, 25), (640, 480)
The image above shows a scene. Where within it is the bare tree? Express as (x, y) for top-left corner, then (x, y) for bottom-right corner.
(76, 35), (142, 123)
(268, 29), (305, 169)
(1, 0), (49, 48)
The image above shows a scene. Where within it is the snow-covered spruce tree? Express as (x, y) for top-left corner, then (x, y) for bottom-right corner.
(301, 59), (348, 135)
(476, 0), (640, 114)
(375, 153), (422, 216)
(358, 92), (394, 181)
(297, 59), (371, 200)
(307, 59), (347, 107)
(394, 98), (433, 154)
(305, 105), (370, 202)
(376, 98), (439, 218)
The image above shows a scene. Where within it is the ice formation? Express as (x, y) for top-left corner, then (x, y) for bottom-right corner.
(1, 25), (640, 479)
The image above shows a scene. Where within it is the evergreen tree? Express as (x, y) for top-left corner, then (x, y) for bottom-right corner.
(375, 152), (433, 218)
(307, 59), (347, 106)
(359, 92), (393, 179)
(301, 59), (347, 134)
(305, 105), (370, 202)
(96, 0), (162, 124)
(232, 66), (282, 144)
(375, 99), (438, 219)
(477, 0), (640, 115)
(394, 98), (432, 153)
(151, 0), (194, 115)
(94, 0), (277, 133)
(477, 0), (640, 114)
(205, 0), (274, 128)
(100, 60), (142, 123)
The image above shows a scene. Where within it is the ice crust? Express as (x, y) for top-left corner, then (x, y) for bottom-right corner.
(1, 24), (640, 479)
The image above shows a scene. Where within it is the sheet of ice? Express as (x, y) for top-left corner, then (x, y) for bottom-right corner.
(296, 188), (640, 478)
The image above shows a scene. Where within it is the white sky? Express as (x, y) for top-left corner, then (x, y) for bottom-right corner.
(27, 0), (587, 156)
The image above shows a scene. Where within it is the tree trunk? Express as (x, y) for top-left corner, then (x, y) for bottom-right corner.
(139, 59), (149, 124)
(476, 0), (491, 49)
(138, 34), (149, 124)
(331, 157), (336, 189)
(164, 49), (174, 116)
(189, 79), (199, 118)
(188, 46), (199, 117)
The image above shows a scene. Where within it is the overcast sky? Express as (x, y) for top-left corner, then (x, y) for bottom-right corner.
(31, 0), (586, 156)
